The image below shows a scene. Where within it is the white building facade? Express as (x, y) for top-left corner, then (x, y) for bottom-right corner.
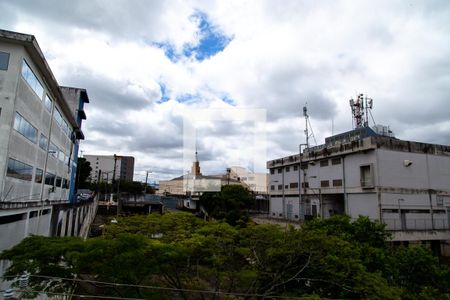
(0, 29), (94, 252)
(268, 127), (450, 242)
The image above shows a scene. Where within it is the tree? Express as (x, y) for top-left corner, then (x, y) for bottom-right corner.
(199, 184), (254, 225)
(2, 214), (450, 299)
(75, 157), (92, 189)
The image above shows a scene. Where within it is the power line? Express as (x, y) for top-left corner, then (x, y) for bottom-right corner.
(2, 274), (344, 300)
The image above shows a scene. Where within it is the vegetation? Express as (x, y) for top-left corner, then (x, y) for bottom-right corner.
(199, 184), (254, 225)
(75, 157), (92, 189)
(1, 214), (449, 299)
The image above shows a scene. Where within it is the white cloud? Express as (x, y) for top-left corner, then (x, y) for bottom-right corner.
(1, 0), (449, 180)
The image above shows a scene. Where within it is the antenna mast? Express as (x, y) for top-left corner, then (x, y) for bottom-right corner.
(349, 93), (374, 129)
(302, 104), (317, 148)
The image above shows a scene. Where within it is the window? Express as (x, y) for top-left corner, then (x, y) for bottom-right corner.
(290, 182), (299, 189)
(62, 179), (68, 189)
(277, 168), (282, 174)
(301, 162), (308, 169)
(285, 185), (289, 189)
(285, 166), (290, 172)
(293, 165), (298, 171)
(56, 176), (62, 187)
(45, 172), (55, 186)
(0, 51), (10, 70)
(7, 158), (33, 181)
(331, 158), (341, 165)
(21, 60), (44, 99)
(49, 143), (58, 158)
(44, 94), (53, 112)
(39, 134), (48, 150)
(332, 179), (343, 187)
(59, 150), (65, 162)
(320, 180), (330, 187)
(278, 184), (282, 190)
(14, 112), (37, 143)
(301, 182), (309, 188)
(320, 160), (329, 167)
(54, 108), (63, 126)
(360, 164), (374, 188)
(35, 168), (43, 183)
(270, 185), (275, 191)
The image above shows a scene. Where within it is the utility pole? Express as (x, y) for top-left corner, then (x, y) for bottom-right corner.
(112, 154), (117, 186)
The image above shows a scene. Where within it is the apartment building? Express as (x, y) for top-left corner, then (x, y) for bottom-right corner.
(267, 126), (450, 244)
(84, 154), (135, 183)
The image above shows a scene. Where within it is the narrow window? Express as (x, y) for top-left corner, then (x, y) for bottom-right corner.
(360, 164), (374, 188)
(277, 168), (282, 174)
(45, 172), (55, 186)
(39, 134), (48, 150)
(55, 176), (62, 187)
(44, 94), (53, 112)
(320, 160), (329, 167)
(293, 165), (298, 171)
(270, 185), (275, 191)
(0, 51), (10, 71)
(277, 184), (282, 190)
(35, 168), (43, 183)
(285, 166), (290, 172)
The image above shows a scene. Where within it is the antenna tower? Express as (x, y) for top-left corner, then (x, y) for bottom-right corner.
(302, 104), (317, 148)
(349, 94), (373, 129)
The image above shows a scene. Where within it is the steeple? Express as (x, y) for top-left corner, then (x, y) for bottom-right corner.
(191, 149), (202, 176)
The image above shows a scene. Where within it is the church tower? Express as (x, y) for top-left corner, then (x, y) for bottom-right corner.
(191, 150), (202, 176)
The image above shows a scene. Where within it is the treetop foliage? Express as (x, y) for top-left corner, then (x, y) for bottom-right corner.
(1, 213), (449, 299)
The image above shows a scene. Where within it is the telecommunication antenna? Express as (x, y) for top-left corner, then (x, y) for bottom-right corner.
(302, 104), (317, 149)
(349, 93), (374, 129)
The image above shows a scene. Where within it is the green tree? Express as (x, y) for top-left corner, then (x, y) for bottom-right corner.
(76, 157), (92, 189)
(199, 184), (254, 225)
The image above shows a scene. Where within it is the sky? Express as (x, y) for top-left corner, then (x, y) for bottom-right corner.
(1, 0), (449, 182)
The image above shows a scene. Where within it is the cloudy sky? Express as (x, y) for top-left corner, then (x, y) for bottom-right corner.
(1, 0), (449, 182)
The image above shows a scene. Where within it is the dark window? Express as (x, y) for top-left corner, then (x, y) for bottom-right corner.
(293, 165), (298, 171)
(301, 182), (309, 188)
(277, 184), (282, 190)
(7, 158), (33, 181)
(332, 179), (343, 187)
(0, 51), (10, 70)
(30, 211), (38, 218)
(62, 179), (68, 189)
(14, 112), (37, 143)
(45, 172), (55, 186)
(285, 185), (288, 189)
(320, 180), (330, 187)
(270, 185), (275, 191)
(289, 182), (299, 189)
(285, 166), (290, 172)
(277, 168), (282, 174)
(301, 162), (308, 169)
(35, 168), (43, 183)
(21, 60), (44, 99)
(332, 158), (341, 165)
(360, 164), (374, 188)
(0, 213), (26, 225)
(320, 160), (329, 167)
(39, 134), (48, 150)
(56, 176), (62, 187)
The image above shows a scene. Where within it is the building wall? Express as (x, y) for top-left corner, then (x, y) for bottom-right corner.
(86, 155), (135, 183)
(0, 41), (75, 204)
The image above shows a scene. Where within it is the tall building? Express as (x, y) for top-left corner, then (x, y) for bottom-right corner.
(0, 29), (93, 252)
(84, 154), (135, 183)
